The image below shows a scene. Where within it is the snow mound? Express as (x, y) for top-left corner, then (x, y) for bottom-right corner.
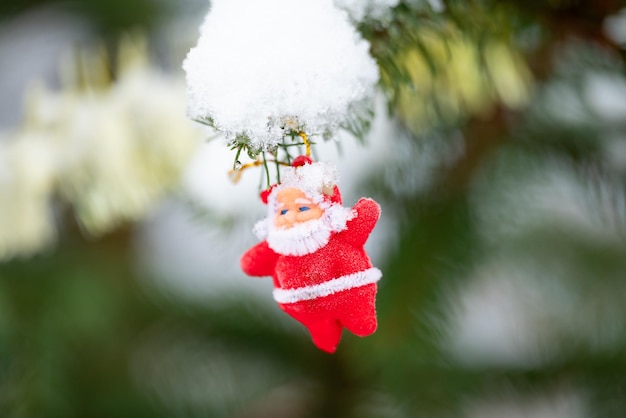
(183, 0), (379, 150)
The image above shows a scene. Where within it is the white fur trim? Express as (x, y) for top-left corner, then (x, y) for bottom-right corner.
(266, 161), (339, 216)
(281, 161), (338, 194)
(253, 218), (270, 240)
(272, 267), (382, 304)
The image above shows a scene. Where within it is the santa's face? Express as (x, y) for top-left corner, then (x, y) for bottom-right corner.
(258, 186), (353, 256)
(274, 188), (324, 229)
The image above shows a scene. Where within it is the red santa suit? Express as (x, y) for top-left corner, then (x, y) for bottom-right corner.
(240, 158), (382, 353)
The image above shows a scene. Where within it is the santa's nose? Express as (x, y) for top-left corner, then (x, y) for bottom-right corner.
(284, 210), (297, 225)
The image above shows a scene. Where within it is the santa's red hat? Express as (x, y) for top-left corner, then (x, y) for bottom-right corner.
(261, 156), (342, 209)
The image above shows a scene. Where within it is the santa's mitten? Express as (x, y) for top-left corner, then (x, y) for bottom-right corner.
(240, 241), (279, 278)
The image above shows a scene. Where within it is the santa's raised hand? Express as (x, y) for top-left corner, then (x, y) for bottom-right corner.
(241, 156), (382, 353)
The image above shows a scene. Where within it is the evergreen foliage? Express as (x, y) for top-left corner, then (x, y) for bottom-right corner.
(1, 0), (625, 416)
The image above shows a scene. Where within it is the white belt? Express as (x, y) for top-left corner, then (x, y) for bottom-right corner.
(272, 267), (382, 304)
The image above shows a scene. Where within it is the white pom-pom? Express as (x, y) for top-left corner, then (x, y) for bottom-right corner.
(183, 0), (379, 149)
(324, 204), (356, 232)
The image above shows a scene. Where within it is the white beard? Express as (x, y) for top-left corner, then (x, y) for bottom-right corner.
(255, 204), (355, 256)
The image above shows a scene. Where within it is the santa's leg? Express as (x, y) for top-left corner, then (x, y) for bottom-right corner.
(279, 303), (344, 353)
(304, 319), (343, 353)
(339, 284), (378, 337)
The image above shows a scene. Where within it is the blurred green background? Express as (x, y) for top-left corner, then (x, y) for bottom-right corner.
(1, 0), (626, 417)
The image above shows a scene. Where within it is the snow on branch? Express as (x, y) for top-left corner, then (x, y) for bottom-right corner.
(183, 0), (379, 150)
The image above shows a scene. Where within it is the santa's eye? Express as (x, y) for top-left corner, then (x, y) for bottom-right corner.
(280, 209), (288, 215)
(299, 206), (310, 212)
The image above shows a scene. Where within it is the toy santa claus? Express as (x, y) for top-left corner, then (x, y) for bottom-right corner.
(240, 156), (382, 353)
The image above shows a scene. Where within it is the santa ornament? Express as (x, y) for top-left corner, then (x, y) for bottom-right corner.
(241, 156), (382, 353)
